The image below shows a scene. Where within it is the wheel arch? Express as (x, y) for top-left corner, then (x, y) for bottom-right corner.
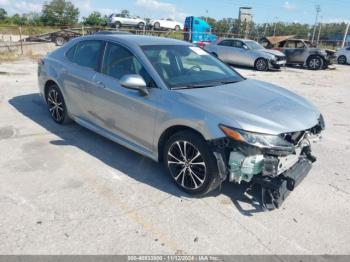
(157, 125), (207, 162)
(306, 54), (325, 68)
(254, 57), (268, 70)
(44, 79), (60, 102)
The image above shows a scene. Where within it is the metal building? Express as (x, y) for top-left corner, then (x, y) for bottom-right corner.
(239, 7), (253, 23)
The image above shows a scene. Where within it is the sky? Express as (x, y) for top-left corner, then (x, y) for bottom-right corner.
(0, 0), (349, 24)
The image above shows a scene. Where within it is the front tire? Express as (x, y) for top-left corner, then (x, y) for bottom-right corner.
(46, 84), (71, 124)
(163, 131), (219, 195)
(338, 55), (347, 65)
(137, 22), (145, 30)
(255, 58), (269, 71)
(307, 55), (323, 70)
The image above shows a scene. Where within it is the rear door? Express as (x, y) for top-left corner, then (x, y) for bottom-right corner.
(216, 40), (236, 63)
(231, 40), (251, 66)
(62, 40), (105, 119)
(281, 40), (296, 63)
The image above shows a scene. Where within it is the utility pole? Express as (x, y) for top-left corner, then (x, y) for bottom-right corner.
(311, 5), (321, 44)
(342, 22), (350, 48)
(316, 16), (322, 46)
(273, 17), (278, 37)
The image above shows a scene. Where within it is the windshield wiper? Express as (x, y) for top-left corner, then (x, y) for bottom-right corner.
(172, 83), (217, 90)
(186, 83), (218, 88)
(220, 79), (240, 85)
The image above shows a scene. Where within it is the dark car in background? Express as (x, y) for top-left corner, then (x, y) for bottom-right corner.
(261, 36), (336, 70)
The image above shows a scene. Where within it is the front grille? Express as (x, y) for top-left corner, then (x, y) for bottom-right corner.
(276, 56), (286, 61)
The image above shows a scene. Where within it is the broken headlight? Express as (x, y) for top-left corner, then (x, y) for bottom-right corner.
(219, 124), (294, 149)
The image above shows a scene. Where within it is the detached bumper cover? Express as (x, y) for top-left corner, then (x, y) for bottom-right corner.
(252, 157), (313, 209)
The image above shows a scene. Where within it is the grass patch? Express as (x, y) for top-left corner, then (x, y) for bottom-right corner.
(0, 51), (18, 62)
(0, 25), (61, 36)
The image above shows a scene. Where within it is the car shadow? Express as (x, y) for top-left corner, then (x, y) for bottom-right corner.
(9, 93), (265, 216)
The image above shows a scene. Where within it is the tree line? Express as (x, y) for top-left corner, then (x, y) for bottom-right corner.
(0, 0), (347, 40)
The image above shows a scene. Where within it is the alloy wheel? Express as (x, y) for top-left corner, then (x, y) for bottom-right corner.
(309, 57), (322, 69)
(338, 56), (347, 64)
(167, 140), (206, 190)
(47, 89), (64, 122)
(256, 59), (268, 71)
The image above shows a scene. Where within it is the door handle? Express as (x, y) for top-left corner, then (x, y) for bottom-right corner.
(95, 80), (105, 88)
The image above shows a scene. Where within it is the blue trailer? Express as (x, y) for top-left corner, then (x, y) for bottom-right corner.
(184, 16), (217, 47)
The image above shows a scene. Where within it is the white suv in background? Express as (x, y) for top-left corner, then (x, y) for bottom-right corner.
(149, 18), (183, 31)
(336, 46), (350, 64)
(108, 13), (146, 29)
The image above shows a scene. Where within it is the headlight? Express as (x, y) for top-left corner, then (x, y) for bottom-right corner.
(219, 124), (294, 149)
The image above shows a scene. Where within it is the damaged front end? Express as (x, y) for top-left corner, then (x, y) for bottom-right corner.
(210, 115), (325, 210)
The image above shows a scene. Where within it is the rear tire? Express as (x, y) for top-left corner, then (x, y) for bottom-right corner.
(338, 55), (347, 65)
(55, 36), (66, 46)
(114, 21), (121, 29)
(163, 131), (219, 196)
(154, 22), (160, 30)
(174, 25), (180, 31)
(307, 55), (323, 70)
(45, 84), (72, 125)
(255, 58), (269, 71)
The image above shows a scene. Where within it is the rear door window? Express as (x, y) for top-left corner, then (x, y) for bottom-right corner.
(65, 45), (76, 61)
(73, 40), (104, 71)
(232, 40), (243, 48)
(218, 40), (232, 47)
(285, 41), (296, 48)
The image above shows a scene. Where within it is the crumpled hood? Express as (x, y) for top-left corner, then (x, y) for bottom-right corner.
(259, 49), (286, 57)
(177, 79), (320, 135)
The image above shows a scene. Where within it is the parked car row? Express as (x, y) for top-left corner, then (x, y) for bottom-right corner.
(204, 39), (287, 71)
(107, 13), (183, 31)
(204, 36), (344, 71)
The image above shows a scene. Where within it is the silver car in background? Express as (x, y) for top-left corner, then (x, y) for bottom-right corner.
(38, 35), (324, 209)
(204, 38), (287, 71)
(336, 46), (350, 64)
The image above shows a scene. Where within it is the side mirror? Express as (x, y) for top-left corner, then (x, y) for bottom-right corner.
(120, 74), (149, 96)
(242, 45), (249, 50)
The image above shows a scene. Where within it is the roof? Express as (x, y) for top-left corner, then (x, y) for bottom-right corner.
(262, 35), (295, 45)
(80, 34), (190, 47)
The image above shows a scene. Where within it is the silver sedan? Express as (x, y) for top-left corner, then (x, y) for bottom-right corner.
(204, 38), (287, 71)
(38, 34), (323, 209)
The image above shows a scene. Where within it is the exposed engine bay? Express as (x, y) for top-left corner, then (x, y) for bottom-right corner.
(210, 116), (325, 210)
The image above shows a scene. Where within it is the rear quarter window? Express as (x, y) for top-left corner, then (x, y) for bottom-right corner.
(65, 45), (76, 62)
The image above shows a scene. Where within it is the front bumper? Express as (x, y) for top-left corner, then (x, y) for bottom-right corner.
(209, 122), (323, 210)
(270, 56), (287, 68)
(252, 156), (313, 210)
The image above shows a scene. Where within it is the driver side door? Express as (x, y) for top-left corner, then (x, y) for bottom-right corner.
(90, 42), (161, 153)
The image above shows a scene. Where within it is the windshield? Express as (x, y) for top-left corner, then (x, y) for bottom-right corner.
(141, 45), (244, 89)
(245, 41), (264, 50)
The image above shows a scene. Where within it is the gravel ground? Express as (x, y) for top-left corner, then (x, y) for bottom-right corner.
(0, 58), (349, 254)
